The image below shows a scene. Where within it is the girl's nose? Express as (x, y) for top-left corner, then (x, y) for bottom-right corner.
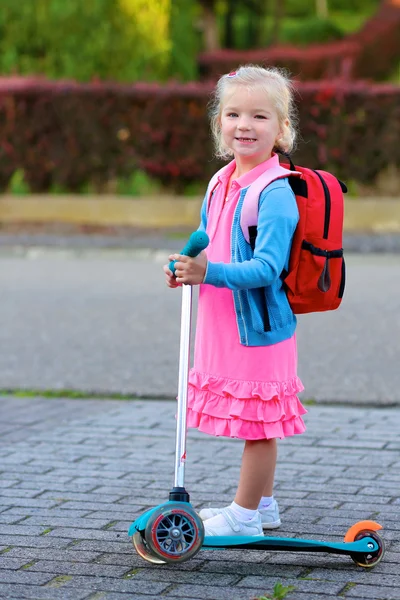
(237, 117), (251, 130)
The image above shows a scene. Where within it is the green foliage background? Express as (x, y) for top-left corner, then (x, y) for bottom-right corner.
(0, 0), (171, 82)
(0, 0), (381, 83)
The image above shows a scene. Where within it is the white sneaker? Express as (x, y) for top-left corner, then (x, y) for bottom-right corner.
(199, 499), (281, 530)
(204, 507), (264, 537)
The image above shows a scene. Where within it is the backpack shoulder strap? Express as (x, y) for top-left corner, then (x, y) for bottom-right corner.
(240, 165), (302, 244)
(206, 161), (235, 215)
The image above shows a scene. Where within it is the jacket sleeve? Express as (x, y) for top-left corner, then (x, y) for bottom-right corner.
(203, 183), (298, 290)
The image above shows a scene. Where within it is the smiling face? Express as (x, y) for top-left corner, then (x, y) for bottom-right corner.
(219, 84), (284, 166)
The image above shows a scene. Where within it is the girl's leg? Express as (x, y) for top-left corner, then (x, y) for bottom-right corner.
(234, 438), (277, 509)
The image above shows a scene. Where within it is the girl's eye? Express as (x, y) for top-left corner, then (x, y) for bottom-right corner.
(227, 112), (238, 117)
(255, 115), (267, 119)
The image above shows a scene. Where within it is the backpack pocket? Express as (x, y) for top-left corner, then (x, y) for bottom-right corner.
(299, 241), (343, 291)
(285, 240), (344, 313)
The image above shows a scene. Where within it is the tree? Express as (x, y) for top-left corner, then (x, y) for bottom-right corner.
(198, 0), (220, 51)
(119, 0), (171, 74)
(270, 0), (285, 44)
(316, 0), (328, 18)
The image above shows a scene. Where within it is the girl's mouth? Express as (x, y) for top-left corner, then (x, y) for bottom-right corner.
(236, 137), (256, 144)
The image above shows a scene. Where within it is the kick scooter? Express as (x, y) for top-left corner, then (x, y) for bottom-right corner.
(129, 231), (385, 568)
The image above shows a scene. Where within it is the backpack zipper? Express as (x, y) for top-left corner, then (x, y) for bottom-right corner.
(313, 170), (331, 239)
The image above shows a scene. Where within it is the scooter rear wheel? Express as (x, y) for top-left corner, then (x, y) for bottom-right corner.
(144, 503), (204, 563)
(344, 522), (385, 568)
(350, 530), (385, 568)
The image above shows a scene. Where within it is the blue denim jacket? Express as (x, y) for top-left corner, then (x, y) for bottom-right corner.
(200, 177), (299, 346)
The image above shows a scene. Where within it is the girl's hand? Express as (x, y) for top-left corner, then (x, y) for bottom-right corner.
(163, 264), (182, 288)
(168, 251), (207, 285)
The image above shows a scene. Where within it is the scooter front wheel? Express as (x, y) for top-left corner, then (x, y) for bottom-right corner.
(132, 532), (166, 564)
(144, 503), (204, 563)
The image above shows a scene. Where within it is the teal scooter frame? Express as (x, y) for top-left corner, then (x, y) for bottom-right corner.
(129, 232), (385, 568)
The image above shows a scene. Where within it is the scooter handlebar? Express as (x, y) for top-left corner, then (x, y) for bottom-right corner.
(169, 231), (210, 276)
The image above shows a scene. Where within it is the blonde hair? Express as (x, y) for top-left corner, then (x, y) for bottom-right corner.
(209, 64), (298, 160)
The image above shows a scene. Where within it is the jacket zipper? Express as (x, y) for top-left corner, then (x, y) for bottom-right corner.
(313, 170), (331, 239)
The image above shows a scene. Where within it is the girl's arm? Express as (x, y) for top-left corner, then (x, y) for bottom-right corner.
(204, 184), (298, 290)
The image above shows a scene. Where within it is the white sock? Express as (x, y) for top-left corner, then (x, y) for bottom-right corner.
(229, 501), (258, 522)
(258, 495), (274, 510)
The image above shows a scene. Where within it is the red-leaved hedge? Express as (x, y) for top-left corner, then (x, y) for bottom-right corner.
(0, 76), (399, 192)
(198, 3), (400, 82)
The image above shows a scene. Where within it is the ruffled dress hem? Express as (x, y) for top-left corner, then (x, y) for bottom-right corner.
(187, 369), (307, 441)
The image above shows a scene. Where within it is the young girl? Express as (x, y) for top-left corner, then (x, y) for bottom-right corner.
(164, 65), (307, 538)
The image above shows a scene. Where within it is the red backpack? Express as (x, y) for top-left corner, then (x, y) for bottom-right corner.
(207, 158), (347, 314)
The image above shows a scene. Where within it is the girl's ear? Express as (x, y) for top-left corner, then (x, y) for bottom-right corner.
(279, 118), (289, 139)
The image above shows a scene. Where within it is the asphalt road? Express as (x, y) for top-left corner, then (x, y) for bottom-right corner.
(0, 248), (399, 404)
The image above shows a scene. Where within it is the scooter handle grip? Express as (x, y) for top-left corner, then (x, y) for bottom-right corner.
(169, 231), (210, 276)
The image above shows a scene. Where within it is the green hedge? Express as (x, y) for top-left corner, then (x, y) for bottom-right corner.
(0, 77), (399, 193)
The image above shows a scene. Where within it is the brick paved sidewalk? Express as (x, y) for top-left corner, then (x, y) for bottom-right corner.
(0, 396), (399, 600)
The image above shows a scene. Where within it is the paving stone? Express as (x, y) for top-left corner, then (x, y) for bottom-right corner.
(198, 560), (303, 577)
(0, 488), (48, 499)
(22, 517), (112, 530)
(4, 548), (102, 562)
(46, 528), (124, 541)
(0, 514), (24, 525)
(15, 482), (99, 494)
(345, 585), (400, 599)
(0, 569), (54, 585)
(162, 583), (294, 600)
(308, 568), (400, 588)
(0, 536), (71, 549)
(38, 492), (124, 503)
(0, 525), (49, 536)
(67, 541), (133, 554)
(5, 507), (91, 519)
(27, 560), (129, 578)
(0, 479), (19, 488)
(0, 498), (60, 509)
(0, 583), (90, 599)
(0, 557), (34, 569)
(236, 576), (344, 594)
(60, 575), (169, 594)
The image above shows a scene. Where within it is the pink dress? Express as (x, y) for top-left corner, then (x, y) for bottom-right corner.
(187, 159), (307, 440)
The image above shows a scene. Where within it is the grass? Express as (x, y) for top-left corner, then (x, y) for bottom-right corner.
(0, 388), (172, 401)
(253, 582), (296, 600)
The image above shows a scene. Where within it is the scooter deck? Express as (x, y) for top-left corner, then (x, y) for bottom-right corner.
(202, 535), (380, 555)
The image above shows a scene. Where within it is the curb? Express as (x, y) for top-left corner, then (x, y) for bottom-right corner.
(1, 195), (400, 232)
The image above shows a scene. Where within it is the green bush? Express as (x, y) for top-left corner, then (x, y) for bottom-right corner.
(285, 0), (379, 14)
(169, 0), (200, 81)
(8, 169), (30, 195)
(328, 0), (379, 12)
(116, 170), (163, 196)
(0, 0), (170, 82)
(280, 17), (344, 46)
(285, 0), (315, 19)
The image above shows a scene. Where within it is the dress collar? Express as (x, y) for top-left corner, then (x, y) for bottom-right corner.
(235, 154), (280, 189)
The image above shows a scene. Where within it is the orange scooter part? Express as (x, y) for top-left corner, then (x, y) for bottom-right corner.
(344, 520), (383, 542)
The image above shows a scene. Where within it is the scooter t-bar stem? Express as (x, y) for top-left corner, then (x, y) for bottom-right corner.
(170, 232), (209, 499)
